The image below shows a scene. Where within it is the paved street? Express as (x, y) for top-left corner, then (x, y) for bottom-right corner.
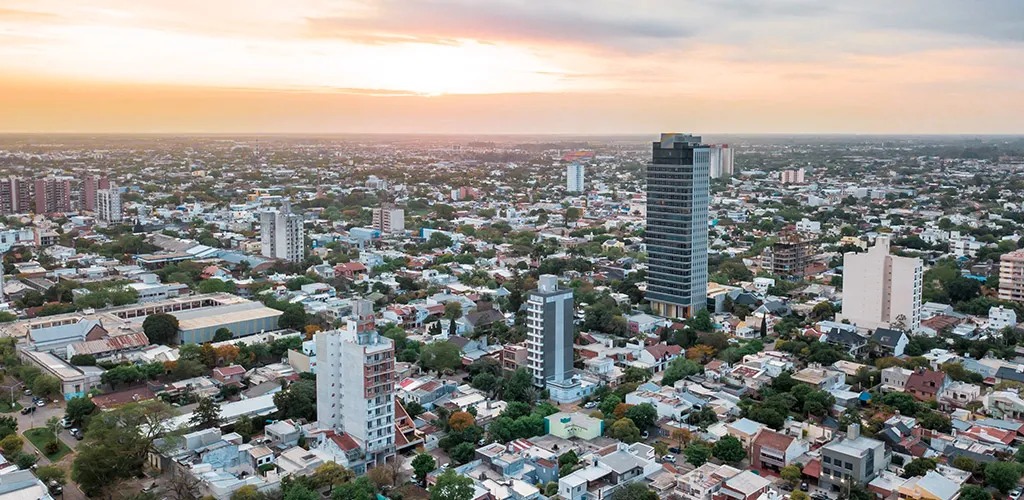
(7, 393), (86, 500)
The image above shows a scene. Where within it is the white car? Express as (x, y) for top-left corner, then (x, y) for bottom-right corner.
(583, 402), (597, 409)
(1010, 488), (1022, 500)
(663, 455), (676, 463)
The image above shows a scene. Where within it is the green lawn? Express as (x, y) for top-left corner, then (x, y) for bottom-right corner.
(23, 428), (71, 462)
(0, 401), (21, 413)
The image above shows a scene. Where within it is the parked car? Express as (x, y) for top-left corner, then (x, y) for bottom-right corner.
(23, 389), (31, 396)
(20, 407), (33, 415)
(668, 446), (681, 454)
(663, 455), (676, 463)
(1010, 489), (1022, 500)
(61, 418), (73, 428)
(800, 482), (809, 492)
(583, 402), (597, 409)
(34, 400), (45, 407)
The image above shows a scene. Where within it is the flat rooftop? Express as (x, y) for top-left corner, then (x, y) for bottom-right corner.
(175, 302), (283, 331)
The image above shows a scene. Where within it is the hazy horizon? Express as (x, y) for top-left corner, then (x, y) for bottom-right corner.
(2, 1), (1022, 134)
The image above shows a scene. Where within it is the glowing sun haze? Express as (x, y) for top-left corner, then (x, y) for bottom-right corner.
(1, 0), (1022, 134)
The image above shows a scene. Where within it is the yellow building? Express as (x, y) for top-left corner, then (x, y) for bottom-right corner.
(897, 471), (959, 500)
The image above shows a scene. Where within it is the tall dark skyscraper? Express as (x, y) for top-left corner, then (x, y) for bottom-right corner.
(645, 133), (710, 319)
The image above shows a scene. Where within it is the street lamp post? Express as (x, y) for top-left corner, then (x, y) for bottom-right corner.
(4, 381), (23, 408)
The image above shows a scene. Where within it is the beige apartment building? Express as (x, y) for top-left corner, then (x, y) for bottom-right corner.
(999, 250), (1024, 304)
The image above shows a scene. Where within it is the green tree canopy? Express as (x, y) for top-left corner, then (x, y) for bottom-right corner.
(419, 342), (463, 373)
(412, 453), (436, 484)
(142, 313), (179, 345)
(684, 442), (712, 466)
(624, 403), (658, 430)
(713, 435), (746, 464)
(610, 482), (659, 500)
(609, 418), (642, 444)
(985, 462), (1024, 493)
(661, 357), (703, 386)
(431, 469), (474, 500)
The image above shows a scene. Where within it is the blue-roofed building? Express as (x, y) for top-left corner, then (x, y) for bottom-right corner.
(726, 418), (766, 449)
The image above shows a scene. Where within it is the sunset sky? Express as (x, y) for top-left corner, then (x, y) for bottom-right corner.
(1, 0), (1022, 134)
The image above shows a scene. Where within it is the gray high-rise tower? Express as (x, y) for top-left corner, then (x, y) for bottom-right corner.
(526, 275), (574, 386)
(646, 133), (710, 319)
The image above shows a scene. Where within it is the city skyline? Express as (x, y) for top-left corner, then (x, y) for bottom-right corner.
(2, 0), (1023, 134)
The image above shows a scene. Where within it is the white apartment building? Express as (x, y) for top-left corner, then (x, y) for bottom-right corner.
(95, 185), (122, 223)
(708, 144), (735, 179)
(795, 218), (822, 233)
(527, 275), (582, 402)
(566, 163), (585, 192)
(950, 232), (983, 258)
(315, 300), (395, 466)
(371, 205), (405, 234)
(260, 201), (304, 263)
(780, 168), (805, 184)
(841, 236), (922, 331)
(989, 305), (1018, 331)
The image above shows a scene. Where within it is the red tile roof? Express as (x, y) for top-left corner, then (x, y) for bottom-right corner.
(963, 425), (1015, 445)
(213, 365), (246, 377)
(705, 360), (725, 371)
(753, 429), (795, 452)
(803, 459), (821, 478)
(645, 344), (682, 360)
(330, 432), (360, 451)
(905, 369), (945, 398)
(335, 262), (367, 272)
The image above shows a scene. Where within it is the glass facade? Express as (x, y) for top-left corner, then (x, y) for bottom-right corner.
(646, 134), (709, 319)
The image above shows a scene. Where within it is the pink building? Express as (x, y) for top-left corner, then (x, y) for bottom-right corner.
(34, 177), (72, 214)
(82, 174), (110, 212)
(0, 177), (31, 214)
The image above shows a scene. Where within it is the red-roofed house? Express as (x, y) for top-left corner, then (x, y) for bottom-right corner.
(212, 364), (246, 386)
(751, 429), (809, 473)
(962, 425), (1015, 446)
(638, 344), (683, 373)
(905, 368), (949, 401)
(334, 262), (367, 280)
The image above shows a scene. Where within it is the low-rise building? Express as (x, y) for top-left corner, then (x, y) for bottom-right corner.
(881, 366), (913, 392)
(545, 412), (603, 440)
(751, 429), (809, 473)
(905, 368), (949, 401)
(897, 471), (960, 500)
(792, 366), (846, 391)
(718, 470), (772, 500)
(19, 350), (103, 400)
(558, 443), (660, 500)
(819, 425), (890, 492)
(678, 463), (743, 500)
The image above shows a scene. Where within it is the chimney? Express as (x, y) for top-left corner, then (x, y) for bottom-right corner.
(847, 424), (860, 440)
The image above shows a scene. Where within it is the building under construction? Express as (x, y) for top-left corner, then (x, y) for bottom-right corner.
(762, 233), (816, 277)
